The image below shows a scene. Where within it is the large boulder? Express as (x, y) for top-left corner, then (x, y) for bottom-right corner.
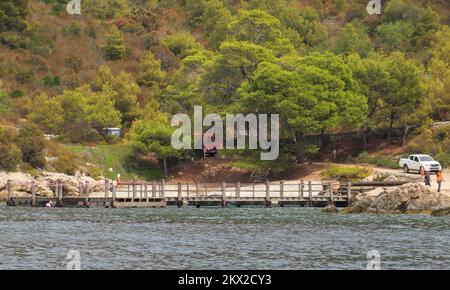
(341, 183), (450, 215)
(340, 196), (374, 214)
(37, 172), (105, 197)
(431, 206), (450, 217)
(0, 172), (53, 198)
(321, 204), (339, 213)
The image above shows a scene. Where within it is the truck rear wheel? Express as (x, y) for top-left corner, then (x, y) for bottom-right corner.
(403, 164), (409, 173)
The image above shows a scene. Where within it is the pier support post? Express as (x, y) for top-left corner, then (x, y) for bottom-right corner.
(152, 181), (156, 198)
(329, 182), (333, 205)
(132, 180), (137, 200)
(85, 181), (89, 205)
(105, 179), (110, 198)
(104, 179), (109, 198)
(221, 182), (227, 208)
(59, 183), (64, 207)
(347, 182), (352, 205)
(265, 181), (271, 207)
(7, 180), (12, 205)
(308, 181), (313, 207)
(177, 182), (182, 207)
(300, 180), (304, 199)
(112, 185), (117, 205)
(56, 181), (63, 207)
(31, 180), (36, 207)
(195, 180), (199, 198)
(161, 180), (166, 199)
(144, 183), (148, 201)
(236, 182), (240, 199)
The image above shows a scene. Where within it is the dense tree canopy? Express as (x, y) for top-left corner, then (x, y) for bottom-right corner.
(0, 0), (449, 173)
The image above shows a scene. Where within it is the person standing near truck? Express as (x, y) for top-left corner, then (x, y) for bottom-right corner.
(436, 171), (443, 192)
(424, 171), (431, 187)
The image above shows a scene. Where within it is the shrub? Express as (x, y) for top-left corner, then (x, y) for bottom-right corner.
(407, 127), (440, 156)
(321, 165), (372, 182)
(161, 32), (199, 57)
(64, 55), (83, 72)
(43, 75), (61, 87)
(15, 124), (46, 168)
(356, 152), (399, 169)
(15, 70), (35, 84)
(9, 89), (24, 98)
(0, 126), (21, 171)
(86, 26), (97, 38)
(63, 22), (81, 36)
(140, 32), (159, 49)
(0, 0), (28, 33)
(435, 152), (450, 168)
(46, 141), (81, 175)
(102, 27), (126, 61)
(0, 88), (12, 115)
(0, 32), (27, 49)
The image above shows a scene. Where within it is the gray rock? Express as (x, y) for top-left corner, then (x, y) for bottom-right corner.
(321, 204), (339, 213)
(340, 196), (374, 214)
(431, 206), (450, 217)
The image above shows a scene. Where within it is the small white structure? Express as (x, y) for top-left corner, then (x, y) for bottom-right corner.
(104, 128), (122, 138)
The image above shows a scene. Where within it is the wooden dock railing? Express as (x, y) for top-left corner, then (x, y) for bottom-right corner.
(5, 179), (410, 208)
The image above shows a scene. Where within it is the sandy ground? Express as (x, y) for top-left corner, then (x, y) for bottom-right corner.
(281, 163), (449, 195)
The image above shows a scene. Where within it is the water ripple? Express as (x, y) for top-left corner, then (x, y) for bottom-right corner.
(0, 204), (449, 269)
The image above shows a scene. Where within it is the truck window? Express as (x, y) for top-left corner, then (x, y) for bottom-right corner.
(414, 157), (419, 162)
(409, 156), (414, 161)
(419, 156), (434, 162)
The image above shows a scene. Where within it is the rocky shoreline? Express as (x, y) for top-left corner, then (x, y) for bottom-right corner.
(0, 171), (106, 200)
(322, 183), (450, 216)
(3, 171), (450, 217)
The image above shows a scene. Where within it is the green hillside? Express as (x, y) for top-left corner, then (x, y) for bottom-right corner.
(1, 0), (449, 177)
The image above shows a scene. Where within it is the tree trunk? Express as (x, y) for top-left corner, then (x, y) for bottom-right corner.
(320, 128), (325, 148)
(401, 125), (410, 146)
(387, 112), (395, 140)
(163, 157), (168, 176)
(295, 133), (306, 163)
(361, 125), (368, 148)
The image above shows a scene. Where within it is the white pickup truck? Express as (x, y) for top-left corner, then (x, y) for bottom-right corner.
(399, 154), (442, 173)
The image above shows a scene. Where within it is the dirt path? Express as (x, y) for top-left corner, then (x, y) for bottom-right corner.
(281, 162), (449, 195)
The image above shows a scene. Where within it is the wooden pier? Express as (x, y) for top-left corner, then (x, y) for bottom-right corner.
(5, 179), (409, 209)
